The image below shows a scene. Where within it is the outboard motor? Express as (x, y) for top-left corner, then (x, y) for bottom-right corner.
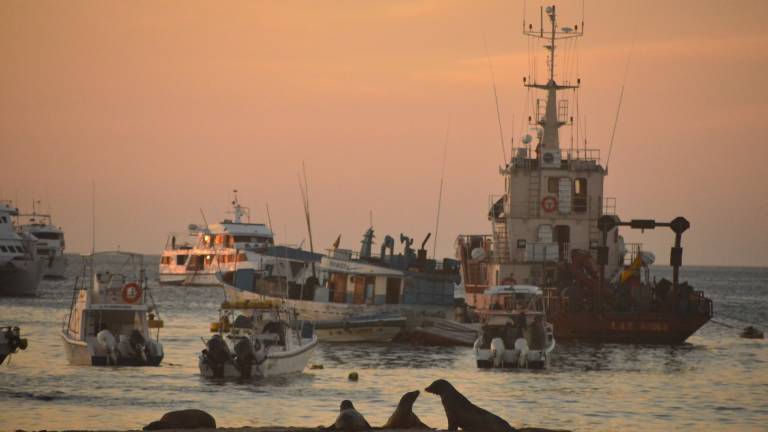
(96, 329), (118, 365)
(514, 337), (530, 368)
(233, 338), (256, 378)
(204, 334), (232, 378)
(490, 337), (506, 368)
(129, 329), (148, 364)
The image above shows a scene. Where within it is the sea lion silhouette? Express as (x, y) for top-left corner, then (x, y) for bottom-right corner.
(382, 390), (431, 429)
(327, 400), (371, 431)
(143, 409), (216, 430)
(425, 379), (516, 432)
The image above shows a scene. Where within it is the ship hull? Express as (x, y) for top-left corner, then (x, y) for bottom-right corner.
(0, 259), (44, 297)
(42, 254), (67, 279)
(550, 312), (710, 344)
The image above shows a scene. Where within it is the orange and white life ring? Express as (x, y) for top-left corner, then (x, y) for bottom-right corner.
(541, 196), (558, 213)
(121, 282), (142, 304)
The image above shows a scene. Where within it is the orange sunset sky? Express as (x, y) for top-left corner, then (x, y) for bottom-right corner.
(1, 0), (767, 267)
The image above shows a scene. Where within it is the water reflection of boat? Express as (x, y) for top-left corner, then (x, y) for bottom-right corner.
(200, 300), (317, 379)
(473, 285), (555, 369)
(60, 252), (164, 366)
(456, 5), (712, 344)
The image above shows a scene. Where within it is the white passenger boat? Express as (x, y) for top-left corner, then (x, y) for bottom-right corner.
(199, 300), (317, 379)
(16, 202), (67, 279)
(473, 285), (555, 369)
(60, 252), (165, 366)
(159, 191), (321, 286)
(0, 200), (44, 296)
(1, 326), (28, 365)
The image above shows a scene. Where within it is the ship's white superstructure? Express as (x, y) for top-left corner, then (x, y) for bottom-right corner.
(457, 5), (626, 304)
(159, 191), (318, 286)
(0, 200), (44, 296)
(17, 201), (67, 279)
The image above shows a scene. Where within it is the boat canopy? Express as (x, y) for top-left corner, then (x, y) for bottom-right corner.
(487, 285), (542, 296)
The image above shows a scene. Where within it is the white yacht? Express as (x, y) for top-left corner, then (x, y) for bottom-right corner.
(17, 201), (67, 279)
(473, 285), (555, 369)
(200, 300), (317, 379)
(159, 191), (320, 286)
(61, 252), (164, 366)
(0, 200), (44, 296)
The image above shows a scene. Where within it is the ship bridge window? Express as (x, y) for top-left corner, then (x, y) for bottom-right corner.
(160, 256), (171, 265)
(547, 177), (560, 193)
(176, 255), (187, 265)
(33, 232), (62, 240)
(0, 245), (7, 252)
(573, 178), (587, 213)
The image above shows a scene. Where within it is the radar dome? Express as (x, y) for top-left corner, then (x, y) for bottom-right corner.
(470, 247), (486, 262)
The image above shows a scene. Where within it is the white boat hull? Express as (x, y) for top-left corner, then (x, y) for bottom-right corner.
(199, 337), (317, 379)
(60, 331), (164, 366)
(159, 272), (219, 286)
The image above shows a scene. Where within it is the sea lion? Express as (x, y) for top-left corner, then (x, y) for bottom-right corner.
(425, 379), (516, 432)
(382, 390), (430, 429)
(143, 409), (216, 430)
(327, 400), (371, 431)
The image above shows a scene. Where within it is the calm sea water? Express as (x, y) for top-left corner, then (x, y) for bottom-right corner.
(1, 256), (766, 431)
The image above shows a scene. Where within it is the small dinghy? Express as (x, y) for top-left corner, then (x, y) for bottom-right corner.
(60, 252), (164, 366)
(473, 285), (555, 369)
(1, 326), (28, 365)
(740, 326), (764, 339)
(313, 313), (406, 343)
(199, 300), (317, 379)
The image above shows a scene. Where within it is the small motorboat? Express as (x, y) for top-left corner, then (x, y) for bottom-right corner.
(740, 326), (764, 339)
(60, 252), (164, 366)
(1, 326), (28, 365)
(473, 285), (556, 369)
(199, 299), (317, 379)
(313, 313), (406, 343)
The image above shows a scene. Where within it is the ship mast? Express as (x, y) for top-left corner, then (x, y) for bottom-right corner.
(523, 5), (583, 154)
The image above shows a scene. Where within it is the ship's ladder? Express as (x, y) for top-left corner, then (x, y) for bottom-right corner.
(528, 169), (541, 218)
(492, 221), (511, 264)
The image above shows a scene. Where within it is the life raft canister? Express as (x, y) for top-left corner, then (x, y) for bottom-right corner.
(541, 196), (558, 213)
(121, 282), (142, 303)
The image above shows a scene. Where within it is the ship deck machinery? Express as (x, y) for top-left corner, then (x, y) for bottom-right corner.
(546, 215), (713, 344)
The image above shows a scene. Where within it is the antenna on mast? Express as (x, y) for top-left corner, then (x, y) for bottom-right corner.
(432, 126), (449, 259)
(483, 34), (508, 165)
(298, 162), (316, 278)
(606, 26), (636, 171)
(91, 181), (96, 255)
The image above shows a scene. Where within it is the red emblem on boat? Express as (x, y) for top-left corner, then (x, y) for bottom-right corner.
(541, 196), (558, 213)
(121, 282), (142, 304)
